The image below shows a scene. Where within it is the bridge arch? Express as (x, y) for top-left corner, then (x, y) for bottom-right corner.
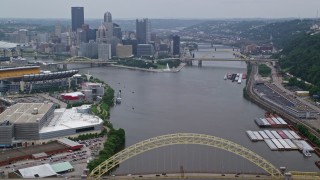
(88, 133), (282, 179)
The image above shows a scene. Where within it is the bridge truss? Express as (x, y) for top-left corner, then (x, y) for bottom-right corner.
(65, 56), (93, 63)
(88, 133), (282, 179)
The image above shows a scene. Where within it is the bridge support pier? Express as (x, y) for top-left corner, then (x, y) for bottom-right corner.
(198, 60), (202, 67)
(284, 172), (292, 180)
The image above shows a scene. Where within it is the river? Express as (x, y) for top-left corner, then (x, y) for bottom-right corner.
(74, 44), (318, 174)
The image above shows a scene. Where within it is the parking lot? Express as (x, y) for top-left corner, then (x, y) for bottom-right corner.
(0, 137), (106, 179)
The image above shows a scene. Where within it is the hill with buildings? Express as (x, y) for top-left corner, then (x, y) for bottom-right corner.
(182, 19), (314, 49)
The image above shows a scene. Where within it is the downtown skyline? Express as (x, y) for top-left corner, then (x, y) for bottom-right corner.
(0, 0), (319, 19)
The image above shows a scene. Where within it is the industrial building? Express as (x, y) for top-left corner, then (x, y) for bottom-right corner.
(9, 161), (74, 178)
(0, 103), (103, 147)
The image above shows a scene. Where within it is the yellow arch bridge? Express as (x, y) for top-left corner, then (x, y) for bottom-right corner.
(62, 56), (116, 64)
(88, 133), (320, 180)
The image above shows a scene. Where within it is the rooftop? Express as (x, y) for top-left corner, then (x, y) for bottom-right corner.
(40, 106), (103, 134)
(51, 161), (73, 173)
(0, 103), (54, 124)
(57, 138), (81, 148)
(0, 141), (68, 163)
(82, 82), (103, 87)
(18, 164), (57, 178)
(61, 92), (84, 97)
(0, 41), (18, 49)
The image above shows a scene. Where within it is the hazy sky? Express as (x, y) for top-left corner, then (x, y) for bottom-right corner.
(1, 0), (319, 19)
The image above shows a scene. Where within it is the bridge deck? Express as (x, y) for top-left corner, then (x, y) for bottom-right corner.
(109, 173), (274, 179)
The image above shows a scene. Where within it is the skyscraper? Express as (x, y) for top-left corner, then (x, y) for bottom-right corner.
(172, 35), (180, 56)
(136, 18), (151, 44)
(104, 12), (112, 23)
(71, 7), (84, 32)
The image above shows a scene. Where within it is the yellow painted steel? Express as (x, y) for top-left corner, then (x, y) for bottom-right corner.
(290, 171), (320, 179)
(88, 133), (282, 179)
(0, 67), (40, 79)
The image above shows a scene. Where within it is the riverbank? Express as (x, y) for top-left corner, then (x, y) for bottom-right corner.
(244, 63), (320, 152)
(110, 63), (186, 73)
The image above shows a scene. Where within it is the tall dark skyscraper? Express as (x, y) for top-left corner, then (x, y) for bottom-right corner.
(136, 18), (151, 44)
(71, 7), (84, 32)
(172, 35), (180, 56)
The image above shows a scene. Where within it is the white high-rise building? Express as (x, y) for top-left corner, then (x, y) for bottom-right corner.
(98, 43), (111, 60)
(18, 29), (29, 43)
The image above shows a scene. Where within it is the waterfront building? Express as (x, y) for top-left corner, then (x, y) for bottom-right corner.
(79, 40), (98, 58)
(71, 7), (84, 32)
(137, 44), (154, 57)
(136, 18), (151, 44)
(172, 35), (180, 56)
(0, 103), (103, 147)
(81, 82), (105, 101)
(116, 45), (133, 58)
(123, 39), (138, 56)
(98, 43), (111, 60)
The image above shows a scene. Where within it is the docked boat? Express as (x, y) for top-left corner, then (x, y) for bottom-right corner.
(224, 74), (227, 80)
(238, 73), (243, 84)
(116, 90), (121, 104)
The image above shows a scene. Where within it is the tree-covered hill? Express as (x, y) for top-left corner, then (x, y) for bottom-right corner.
(278, 34), (320, 89)
(182, 19), (313, 49)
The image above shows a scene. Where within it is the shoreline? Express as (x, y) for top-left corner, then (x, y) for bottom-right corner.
(110, 63), (186, 73)
(245, 63), (320, 146)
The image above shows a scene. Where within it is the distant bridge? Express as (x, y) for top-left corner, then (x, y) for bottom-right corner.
(58, 56), (116, 65)
(182, 58), (277, 62)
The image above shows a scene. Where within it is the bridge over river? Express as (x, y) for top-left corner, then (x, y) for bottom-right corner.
(87, 133), (319, 180)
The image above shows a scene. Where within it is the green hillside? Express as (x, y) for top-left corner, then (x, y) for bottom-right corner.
(278, 34), (320, 93)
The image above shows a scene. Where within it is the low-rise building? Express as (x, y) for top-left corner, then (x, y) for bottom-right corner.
(116, 44), (132, 58)
(0, 103), (103, 147)
(81, 82), (104, 101)
(137, 44), (154, 57)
